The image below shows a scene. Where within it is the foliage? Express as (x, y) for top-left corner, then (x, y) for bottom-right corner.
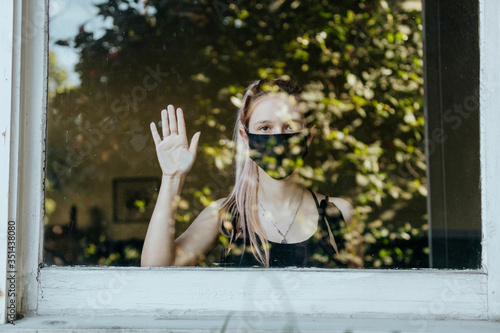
(46, 0), (427, 268)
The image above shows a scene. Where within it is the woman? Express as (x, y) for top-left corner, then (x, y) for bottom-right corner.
(141, 79), (354, 268)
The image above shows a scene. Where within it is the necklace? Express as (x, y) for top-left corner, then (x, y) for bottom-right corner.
(258, 186), (305, 244)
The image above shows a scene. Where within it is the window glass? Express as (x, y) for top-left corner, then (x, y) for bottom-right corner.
(44, 0), (443, 269)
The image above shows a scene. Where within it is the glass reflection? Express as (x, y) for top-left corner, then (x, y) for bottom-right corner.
(45, 0), (428, 268)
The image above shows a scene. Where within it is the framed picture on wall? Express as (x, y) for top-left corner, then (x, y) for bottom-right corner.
(113, 177), (161, 223)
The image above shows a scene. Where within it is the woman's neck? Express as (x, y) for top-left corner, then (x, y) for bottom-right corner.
(256, 168), (304, 209)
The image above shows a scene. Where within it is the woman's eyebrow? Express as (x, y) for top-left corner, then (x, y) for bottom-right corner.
(284, 119), (305, 126)
(253, 120), (272, 127)
(253, 119), (303, 127)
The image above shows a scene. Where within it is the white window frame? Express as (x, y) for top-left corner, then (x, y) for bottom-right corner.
(1, 0), (500, 326)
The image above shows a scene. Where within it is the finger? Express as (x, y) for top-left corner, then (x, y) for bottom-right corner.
(177, 108), (186, 137)
(189, 131), (201, 156)
(168, 105), (178, 134)
(161, 109), (169, 138)
(150, 122), (162, 145)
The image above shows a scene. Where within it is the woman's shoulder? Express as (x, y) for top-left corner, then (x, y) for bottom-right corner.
(196, 197), (225, 210)
(312, 191), (354, 224)
(213, 197), (228, 206)
(211, 196), (236, 222)
(329, 197), (354, 224)
(195, 197), (228, 222)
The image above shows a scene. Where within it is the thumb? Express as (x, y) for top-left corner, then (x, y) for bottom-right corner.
(189, 131), (201, 156)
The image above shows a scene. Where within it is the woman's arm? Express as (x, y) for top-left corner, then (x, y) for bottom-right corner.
(141, 178), (224, 266)
(141, 175), (183, 267)
(329, 197), (355, 224)
(142, 104), (218, 267)
(329, 197), (363, 268)
(170, 197), (226, 266)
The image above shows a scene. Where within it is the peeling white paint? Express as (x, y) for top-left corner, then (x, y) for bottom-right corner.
(480, 0), (500, 321)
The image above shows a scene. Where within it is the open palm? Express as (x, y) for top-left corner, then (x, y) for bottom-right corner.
(150, 105), (201, 177)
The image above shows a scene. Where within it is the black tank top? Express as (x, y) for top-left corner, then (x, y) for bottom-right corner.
(219, 189), (346, 268)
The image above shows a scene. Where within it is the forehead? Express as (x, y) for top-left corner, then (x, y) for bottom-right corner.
(248, 95), (302, 124)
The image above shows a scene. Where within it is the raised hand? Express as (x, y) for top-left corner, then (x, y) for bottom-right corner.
(150, 105), (201, 177)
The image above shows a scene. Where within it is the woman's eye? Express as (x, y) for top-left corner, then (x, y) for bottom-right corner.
(259, 126), (270, 131)
(285, 123), (302, 132)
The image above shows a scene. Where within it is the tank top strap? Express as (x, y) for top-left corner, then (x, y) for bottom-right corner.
(311, 192), (340, 256)
(308, 188), (321, 210)
(318, 195), (329, 228)
(307, 188), (328, 220)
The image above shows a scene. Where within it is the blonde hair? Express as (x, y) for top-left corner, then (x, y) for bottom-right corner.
(218, 79), (304, 267)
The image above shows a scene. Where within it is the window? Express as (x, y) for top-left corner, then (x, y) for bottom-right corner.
(2, 0), (500, 328)
(45, 0), (431, 270)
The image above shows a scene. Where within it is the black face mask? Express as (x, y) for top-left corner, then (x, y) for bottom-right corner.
(245, 129), (309, 179)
